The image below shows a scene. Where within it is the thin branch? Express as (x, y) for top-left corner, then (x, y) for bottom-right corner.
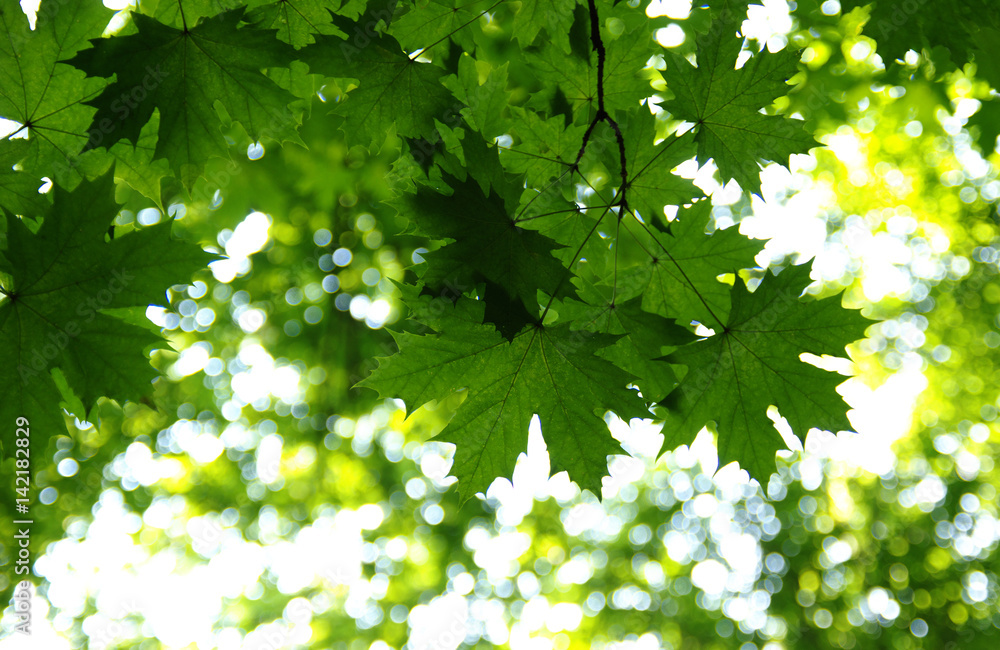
(569, 0), (629, 212)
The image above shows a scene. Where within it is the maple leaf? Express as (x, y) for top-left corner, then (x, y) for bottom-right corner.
(501, 107), (587, 186)
(0, 140), (49, 217)
(67, 8), (299, 188)
(597, 7), (665, 114)
(618, 201), (764, 329)
(560, 286), (697, 401)
(660, 265), (871, 481)
(396, 162), (570, 334)
(109, 113), (173, 209)
(142, 0), (228, 29)
(526, 2), (661, 125)
(443, 55), (511, 142)
(512, 188), (612, 277)
(0, 0), (112, 186)
(618, 108), (703, 221)
(245, 0), (366, 48)
(512, 0), (576, 53)
(662, 21), (815, 193)
(298, 10), (456, 146)
(0, 173), (213, 458)
(435, 124), (514, 198)
(968, 99), (1000, 155)
(359, 293), (648, 500)
(389, 0), (492, 58)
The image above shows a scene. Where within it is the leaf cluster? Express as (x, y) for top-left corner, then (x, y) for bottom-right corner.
(0, 0), (873, 495)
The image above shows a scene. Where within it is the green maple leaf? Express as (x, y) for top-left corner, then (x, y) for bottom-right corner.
(662, 21), (815, 193)
(298, 11), (455, 145)
(502, 107), (587, 186)
(397, 165), (570, 329)
(515, 192), (616, 283)
(109, 113), (172, 208)
(598, 7), (664, 113)
(432, 122), (508, 195)
(389, 0), (491, 59)
(526, 5), (660, 125)
(660, 265), (870, 481)
(0, 140), (49, 217)
(561, 287), (697, 401)
(443, 55), (511, 142)
(360, 293), (648, 500)
(512, 0), (576, 52)
(67, 8), (299, 188)
(619, 201), (764, 329)
(245, 0), (366, 48)
(968, 99), (1000, 155)
(140, 0), (229, 29)
(0, 0), (112, 186)
(0, 173), (213, 458)
(618, 108), (703, 221)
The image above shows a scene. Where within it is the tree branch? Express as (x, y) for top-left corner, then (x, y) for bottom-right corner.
(572, 0), (629, 215)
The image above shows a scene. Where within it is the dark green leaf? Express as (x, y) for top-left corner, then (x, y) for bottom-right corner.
(68, 8), (299, 188)
(0, 172), (214, 458)
(661, 265), (870, 481)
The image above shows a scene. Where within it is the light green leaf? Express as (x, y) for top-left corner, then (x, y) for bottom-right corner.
(299, 12), (455, 146)
(618, 108), (703, 222)
(562, 288), (697, 401)
(245, 0), (365, 48)
(0, 140), (49, 217)
(360, 294), (648, 499)
(443, 55), (511, 142)
(502, 107), (587, 186)
(390, 0), (491, 59)
(662, 22), (815, 193)
(512, 0), (576, 52)
(619, 201), (764, 329)
(0, 0), (112, 186)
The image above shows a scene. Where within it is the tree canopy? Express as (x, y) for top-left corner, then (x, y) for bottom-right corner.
(2, 0), (1000, 648)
